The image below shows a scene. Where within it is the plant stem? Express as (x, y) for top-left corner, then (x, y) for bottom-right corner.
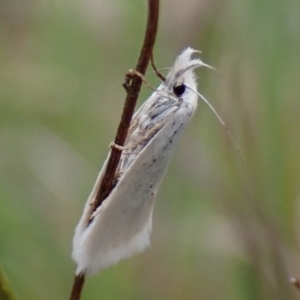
(69, 1), (160, 299)
(91, 0), (160, 214)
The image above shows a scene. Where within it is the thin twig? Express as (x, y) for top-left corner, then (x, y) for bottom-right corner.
(69, 1), (160, 299)
(69, 275), (85, 300)
(150, 53), (165, 81)
(91, 0), (159, 215)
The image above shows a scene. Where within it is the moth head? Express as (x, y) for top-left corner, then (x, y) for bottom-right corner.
(163, 47), (211, 105)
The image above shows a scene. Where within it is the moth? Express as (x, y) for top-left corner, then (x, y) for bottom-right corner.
(72, 47), (211, 275)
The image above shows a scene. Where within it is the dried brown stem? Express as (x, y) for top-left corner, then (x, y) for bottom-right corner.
(69, 1), (160, 299)
(69, 274), (85, 300)
(91, 0), (159, 215)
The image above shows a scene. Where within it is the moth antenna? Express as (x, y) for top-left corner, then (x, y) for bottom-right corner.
(200, 62), (225, 77)
(158, 67), (171, 71)
(186, 85), (247, 170)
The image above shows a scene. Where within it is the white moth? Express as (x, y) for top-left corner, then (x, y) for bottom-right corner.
(72, 47), (211, 275)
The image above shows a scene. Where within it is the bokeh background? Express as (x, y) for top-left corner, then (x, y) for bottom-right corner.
(1, 0), (300, 299)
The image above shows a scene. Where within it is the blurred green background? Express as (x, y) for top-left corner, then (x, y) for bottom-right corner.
(1, 0), (300, 299)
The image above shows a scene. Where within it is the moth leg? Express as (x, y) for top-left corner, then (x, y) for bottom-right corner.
(125, 69), (157, 92)
(110, 141), (141, 154)
(109, 142), (132, 151)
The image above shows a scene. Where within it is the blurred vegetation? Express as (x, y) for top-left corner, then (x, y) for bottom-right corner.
(0, 267), (18, 300)
(1, 0), (300, 299)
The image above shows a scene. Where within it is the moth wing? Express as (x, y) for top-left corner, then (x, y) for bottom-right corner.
(72, 102), (196, 275)
(72, 90), (163, 240)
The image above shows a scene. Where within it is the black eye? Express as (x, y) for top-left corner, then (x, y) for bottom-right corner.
(173, 83), (186, 97)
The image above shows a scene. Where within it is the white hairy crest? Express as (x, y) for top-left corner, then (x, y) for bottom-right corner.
(72, 47), (209, 275)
